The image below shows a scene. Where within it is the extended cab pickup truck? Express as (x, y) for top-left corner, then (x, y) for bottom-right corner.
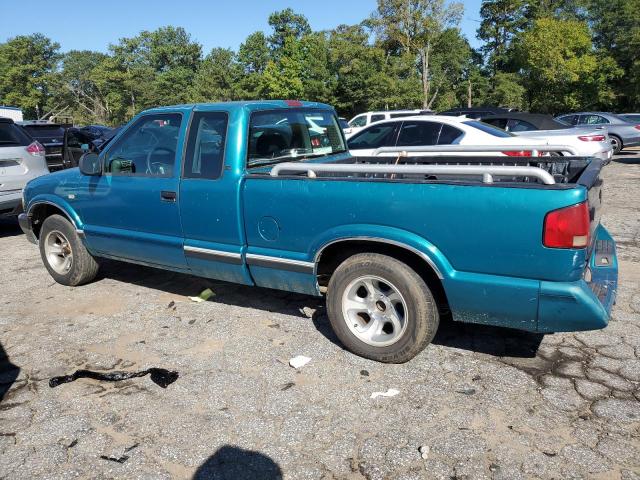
(18, 101), (618, 363)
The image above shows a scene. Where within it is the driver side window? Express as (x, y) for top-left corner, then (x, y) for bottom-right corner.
(103, 113), (182, 177)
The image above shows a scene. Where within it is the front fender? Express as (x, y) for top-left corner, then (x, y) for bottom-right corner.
(309, 224), (453, 280)
(27, 194), (84, 230)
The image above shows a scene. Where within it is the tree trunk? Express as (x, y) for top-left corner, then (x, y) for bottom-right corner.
(421, 43), (431, 110)
(467, 78), (472, 108)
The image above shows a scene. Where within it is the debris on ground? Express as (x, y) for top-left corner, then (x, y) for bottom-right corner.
(49, 368), (179, 389)
(289, 355), (311, 369)
(370, 388), (400, 399)
(189, 288), (215, 303)
(456, 387), (476, 395)
(419, 445), (430, 459)
(167, 301), (176, 309)
(100, 444), (139, 464)
(360, 370), (370, 376)
(280, 382), (295, 391)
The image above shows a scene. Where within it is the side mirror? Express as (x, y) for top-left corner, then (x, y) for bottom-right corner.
(78, 152), (101, 176)
(81, 143), (90, 152)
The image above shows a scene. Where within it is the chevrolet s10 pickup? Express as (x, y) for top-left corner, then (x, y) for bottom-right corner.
(18, 101), (618, 363)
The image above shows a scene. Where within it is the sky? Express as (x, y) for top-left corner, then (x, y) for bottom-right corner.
(0, 0), (484, 53)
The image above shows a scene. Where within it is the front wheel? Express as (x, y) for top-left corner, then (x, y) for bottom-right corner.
(326, 253), (439, 363)
(39, 214), (99, 286)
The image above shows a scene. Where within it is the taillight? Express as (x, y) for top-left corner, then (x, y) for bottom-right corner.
(503, 150), (533, 157)
(634, 125), (640, 131)
(543, 202), (590, 248)
(26, 141), (45, 156)
(578, 135), (606, 142)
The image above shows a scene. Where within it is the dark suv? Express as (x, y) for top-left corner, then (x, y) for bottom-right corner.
(17, 121), (66, 170)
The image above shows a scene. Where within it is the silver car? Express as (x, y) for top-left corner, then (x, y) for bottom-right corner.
(0, 117), (49, 217)
(556, 112), (640, 154)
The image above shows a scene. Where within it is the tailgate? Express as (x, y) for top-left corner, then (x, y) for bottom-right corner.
(577, 158), (605, 252)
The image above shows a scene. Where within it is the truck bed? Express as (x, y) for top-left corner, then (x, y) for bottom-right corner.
(263, 155), (601, 188)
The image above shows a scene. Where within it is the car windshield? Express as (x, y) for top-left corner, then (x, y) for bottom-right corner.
(463, 120), (515, 138)
(248, 109), (346, 167)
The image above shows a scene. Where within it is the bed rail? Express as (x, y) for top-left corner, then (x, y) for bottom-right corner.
(269, 162), (557, 184)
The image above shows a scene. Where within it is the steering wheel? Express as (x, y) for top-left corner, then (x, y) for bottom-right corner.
(146, 146), (175, 175)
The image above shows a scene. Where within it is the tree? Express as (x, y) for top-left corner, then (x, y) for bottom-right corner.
(586, 0), (640, 109)
(267, 8), (311, 53)
(190, 48), (242, 102)
(477, 0), (527, 74)
(0, 34), (60, 119)
(371, 0), (464, 108)
(515, 17), (621, 112)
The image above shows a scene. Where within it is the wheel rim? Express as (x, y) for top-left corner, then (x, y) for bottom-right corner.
(44, 230), (73, 274)
(611, 137), (620, 152)
(341, 275), (408, 347)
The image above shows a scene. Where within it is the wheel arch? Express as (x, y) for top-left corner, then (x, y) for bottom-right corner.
(315, 237), (450, 316)
(27, 200), (83, 240)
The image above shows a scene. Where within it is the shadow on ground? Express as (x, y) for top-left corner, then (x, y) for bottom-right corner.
(193, 445), (282, 480)
(0, 218), (22, 239)
(98, 259), (543, 359)
(0, 341), (19, 402)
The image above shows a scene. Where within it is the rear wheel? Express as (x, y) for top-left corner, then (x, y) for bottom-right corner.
(610, 135), (622, 154)
(326, 253), (439, 363)
(39, 214), (99, 286)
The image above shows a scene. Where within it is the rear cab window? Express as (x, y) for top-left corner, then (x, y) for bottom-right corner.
(247, 109), (346, 168)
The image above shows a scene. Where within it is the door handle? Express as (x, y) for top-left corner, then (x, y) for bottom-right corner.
(161, 190), (177, 202)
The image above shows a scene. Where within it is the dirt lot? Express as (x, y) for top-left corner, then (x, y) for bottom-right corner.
(1, 151), (639, 480)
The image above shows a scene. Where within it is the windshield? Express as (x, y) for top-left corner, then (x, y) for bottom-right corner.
(247, 109), (346, 167)
(463, 120), (515, 138)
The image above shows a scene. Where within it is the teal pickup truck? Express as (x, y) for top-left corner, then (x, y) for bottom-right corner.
(18, 101), (618, 363)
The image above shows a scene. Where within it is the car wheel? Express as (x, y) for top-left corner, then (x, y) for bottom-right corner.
(39, 214), (99, 286)
(326, 253), (439, 363)
(610, 135), (622, 154)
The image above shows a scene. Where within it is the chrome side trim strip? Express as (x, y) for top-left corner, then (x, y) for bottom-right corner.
(245, 253), (315, 274)
(314, 237), (444, 280)
(184, 245), (243, 265)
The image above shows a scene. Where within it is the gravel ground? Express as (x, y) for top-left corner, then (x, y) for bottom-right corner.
(1, 151), (639, 480)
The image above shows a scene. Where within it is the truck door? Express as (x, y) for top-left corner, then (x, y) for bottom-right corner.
(74, 111), (187, 269)
(178, 108), (253, 285)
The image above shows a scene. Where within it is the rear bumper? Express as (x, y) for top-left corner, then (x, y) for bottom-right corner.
(18, 213), (37, 244)
(537, 224), (617, 332)
(0, 190), (23, 216)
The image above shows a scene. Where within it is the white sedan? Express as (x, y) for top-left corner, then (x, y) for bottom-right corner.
(347, 115), (549, 157)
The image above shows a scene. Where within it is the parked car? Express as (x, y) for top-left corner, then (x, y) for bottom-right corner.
(17, 120), (66, 170)
(345, 109), (433, 137)
(438, 107), (516, 119)
(0, 106), (23, 122)
(18, 101), (617, 363)
(620, 113), (640, 123)
(555, 112), (640, 154)
(347, 115), (547, 157)
(62, 125), (115, 167)
(481, 113), (613, 161)
(0, 117), (49, 217)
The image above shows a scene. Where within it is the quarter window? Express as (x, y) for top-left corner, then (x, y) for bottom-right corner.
(183, 112), (228, 180)
(103, 113), (182, 177)
(397, 121), (441, 146)
(581, 114), (609, 125)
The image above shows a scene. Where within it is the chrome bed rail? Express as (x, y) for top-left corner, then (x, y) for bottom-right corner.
(270, 162), (556, 184)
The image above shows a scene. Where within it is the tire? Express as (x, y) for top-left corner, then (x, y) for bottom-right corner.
(326, 253), (439, 363)
(38, 214), (99, 286)
(610, 135), (622, 155)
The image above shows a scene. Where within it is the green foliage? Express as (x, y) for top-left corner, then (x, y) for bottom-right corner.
(0, 3), (635, 124)
(515, 17), (621, 112)
(0, 34), (60, 118)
